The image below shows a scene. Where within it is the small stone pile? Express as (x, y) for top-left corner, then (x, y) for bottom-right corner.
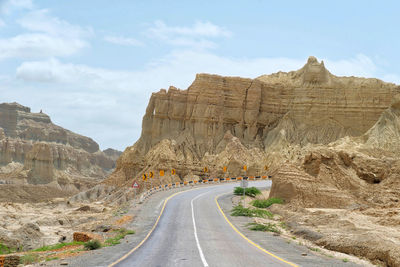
(73, 232), (92, 242)
(0, 255), (20, 267)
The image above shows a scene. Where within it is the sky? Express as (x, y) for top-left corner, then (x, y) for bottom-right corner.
(0, 0), (399, 151)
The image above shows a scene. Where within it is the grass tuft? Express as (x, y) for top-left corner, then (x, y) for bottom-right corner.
(84, 240), (101, 250)
(33, 241), (84, 252)
(104, 228), (135, 247)
(233, 187), (261, 197)
(231, 205), (273, 218)
(45, 256), (59, 262)
(251, 198), (284, 208)
(247, 222), (280, 233)
(20, 253), (39, 265)
(0, 243), (14, 255)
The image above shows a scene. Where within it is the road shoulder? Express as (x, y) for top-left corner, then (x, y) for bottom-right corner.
(48, 186), (198, 267)
(217, 193), (362, 267)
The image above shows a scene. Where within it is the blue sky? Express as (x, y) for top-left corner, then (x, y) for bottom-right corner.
(0, 0), (399, 150)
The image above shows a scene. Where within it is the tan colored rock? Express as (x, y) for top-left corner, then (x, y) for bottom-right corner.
(24, 142), (54, 184)
(0, 102), (119, 191)
(73, 232), (92, 242)
(0, 102), (98, 153)
(107, 56), (399, 192)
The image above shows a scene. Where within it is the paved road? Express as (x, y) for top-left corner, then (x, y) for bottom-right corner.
(113, 181), (358, 267)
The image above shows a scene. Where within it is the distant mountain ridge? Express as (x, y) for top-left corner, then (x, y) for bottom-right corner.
(0, 102), (121, 193)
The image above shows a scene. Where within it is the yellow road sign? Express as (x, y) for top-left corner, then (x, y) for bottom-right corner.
(149, 171), (154, 178)
(171, 169), (176, 175)
(160, 170), (164, 176)
(243, 165), (247, 171)
(203, 167), (208, 173)
(142, 174), (147, 181)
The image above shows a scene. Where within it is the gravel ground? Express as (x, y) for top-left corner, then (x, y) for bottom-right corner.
(37, 185), (203, 267)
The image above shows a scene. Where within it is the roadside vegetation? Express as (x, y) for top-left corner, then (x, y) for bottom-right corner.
(2, 227), (135, 265)
(20, 253), (39, 265)
(251, 197), (283, 208)
(84, 240), (102, 250)
(0, 242), (18, 254)
(33, 241), (85, 252)
(231, 205), (273, 218)
(104, 228), (135, 247)
(247, 222), (281, 233)
(233, 187), (261, 197)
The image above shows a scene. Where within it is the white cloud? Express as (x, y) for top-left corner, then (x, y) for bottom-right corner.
(104, 35), (143, 46)
(14, 52), (391, 151)
(381, 74), (400, 84)
(16, 58), (132, 87)
(0, 0), (33, 14)
(18, 9), (92, 38)
(8, 0), (32, 9)
(0, 33), (88, 60)
(146, 20), (231, 49)
(0, 9), (91, 61)
(324, 54), (378, 78)
(148, 20), (231, 38)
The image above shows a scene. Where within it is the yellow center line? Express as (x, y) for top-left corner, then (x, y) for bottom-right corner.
(214, 193), (299, 267)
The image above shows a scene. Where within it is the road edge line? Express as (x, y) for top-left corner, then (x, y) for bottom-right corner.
(214, 193), (299, 267)
(109, 188), (197, 266)
(191, 192), (210, 267)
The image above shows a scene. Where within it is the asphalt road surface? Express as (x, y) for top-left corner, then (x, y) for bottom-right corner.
(112, 181), (358, 267)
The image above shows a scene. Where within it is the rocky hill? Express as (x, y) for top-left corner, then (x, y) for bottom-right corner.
(105, 56), (400, 188)
(72, 56), (400, 266)
(0, 102), (120, 199)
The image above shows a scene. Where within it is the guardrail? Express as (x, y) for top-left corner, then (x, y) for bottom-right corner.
(138, 175), (271, 201)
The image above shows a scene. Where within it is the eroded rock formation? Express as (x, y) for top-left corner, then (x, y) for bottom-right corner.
(0, 102), (120, 193)
(106, 56), (399, 188)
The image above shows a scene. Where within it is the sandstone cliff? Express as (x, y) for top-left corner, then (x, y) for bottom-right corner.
(0, 102), (118, 194)
(106, 56), (399, 188)
(267, 98), (400, 266)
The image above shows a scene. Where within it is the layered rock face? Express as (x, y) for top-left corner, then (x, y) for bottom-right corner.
(0, 103), (99, 153)
(107, 56), (399, 187)
(0, 103), (119, 192)
(138, 56), (397, 153)
(267, 99), (400, 266)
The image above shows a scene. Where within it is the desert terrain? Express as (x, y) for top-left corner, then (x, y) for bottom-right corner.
(1, 56), (400, 266)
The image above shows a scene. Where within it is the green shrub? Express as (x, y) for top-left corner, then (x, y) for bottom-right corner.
(247, 223), (280, 233)
(233, 187), (261, 197)
(20, 253), (39, 265)
(84, 240), (101, 250)
(0, 243), (12, 254)
(251, 198), (284, 208)
(231, 205), (273, 218)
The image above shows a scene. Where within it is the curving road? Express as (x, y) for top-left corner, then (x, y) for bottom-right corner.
(112, 181), (357, 267)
